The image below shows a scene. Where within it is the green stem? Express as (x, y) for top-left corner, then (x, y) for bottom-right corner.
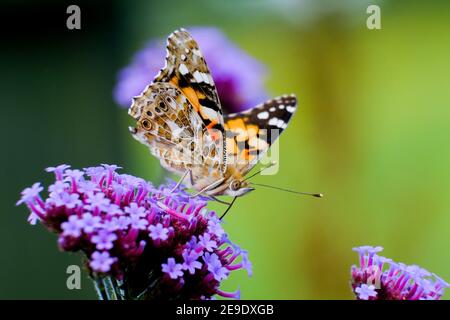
(102, 276), (118, 300)
(113, 278), (125, 300)
(93, 278), (108, 300)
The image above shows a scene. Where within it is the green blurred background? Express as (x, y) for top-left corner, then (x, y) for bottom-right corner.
(1, 0), (449, 299)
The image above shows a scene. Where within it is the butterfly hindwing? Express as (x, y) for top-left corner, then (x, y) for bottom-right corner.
(224, 95), (297, 175)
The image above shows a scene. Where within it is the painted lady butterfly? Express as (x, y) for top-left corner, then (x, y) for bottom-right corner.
(128, 29), (297, 198)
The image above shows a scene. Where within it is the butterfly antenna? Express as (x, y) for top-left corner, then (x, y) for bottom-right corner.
(250, 182), (323, 198)
(244, 161), (278, 181)
(219, 196), (238, 220)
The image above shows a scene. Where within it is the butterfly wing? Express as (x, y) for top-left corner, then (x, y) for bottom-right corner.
(154, 28), (227, 173)
(129, 82), (203, 173)
(224, 94), (297, 175)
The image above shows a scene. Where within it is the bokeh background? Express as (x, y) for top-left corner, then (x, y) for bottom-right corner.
(1, 0), (449, 299)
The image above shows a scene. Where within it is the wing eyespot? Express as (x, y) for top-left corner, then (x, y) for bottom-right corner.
(158, 101), (169, 112)
(141, 119), (152, 130)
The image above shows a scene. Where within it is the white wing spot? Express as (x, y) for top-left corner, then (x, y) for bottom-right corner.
(268, 118), (278, 126)
(180, 54), (186, 61)
(193, 49), (203, 57)
(179, 63), (189, 75)
(201, 72), (210, 84)
(269, 107), (276, 112)
(207, 74), (214, 85)
(193, 70), (204, 83)
(279, 104), (285, 109)
(286, 106), (296, 113)
(185, 48), (190, 54)
(257, 111), (269, 120)
(277, 120), (285, 128)
(201, 107), (218, 121)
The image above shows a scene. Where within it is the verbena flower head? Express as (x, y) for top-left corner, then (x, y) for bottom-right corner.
(17, 164), (251, 300)
(113, 26), (268, 113)
(351, 246), (449, 300)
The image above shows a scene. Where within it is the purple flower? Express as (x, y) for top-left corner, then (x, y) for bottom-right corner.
(45, 164), (70, 180)
(49, 192), (81, 209)
(84, 193), (111, 211)
(91, 230), (117, 250)
(113, 27), (268, 113)
(77, 180), (98, 194)
(80, 213), (102, 234)
(182, 250), (202, 275)
(351, 246), (449, 300)
(216, 288), (241, 300)
(207, 218), (225, 238)
(90, 251), (115, 273)
(17, 184), (46, 225)
(240, 250), (253, 277)
(27, 212), (40, 225)
(355, 284), (377, 300)
(204, 253), (229, 281)
(64, 169), (84, 180)
(148, 223), (169, 241)
(125, 203), (147, 218)
(48, 181), (69, 194)
(84, 166), (106, 180)
(105, 204), (123, 216)
(17, 183), (43, 205)
(199, 233), (217, 252)
(18, 164), (251, 300)
(101, 164), (122, 172)
(185, 236), (200, 252)
(162, 257), (184, 279)
(61, 215), (82, 237)
(111, 216), (130, 230)
(128, 215), (149, 230)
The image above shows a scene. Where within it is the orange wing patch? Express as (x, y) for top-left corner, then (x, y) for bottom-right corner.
(224, 117), (264, 165)
(225, 118), (248, 142)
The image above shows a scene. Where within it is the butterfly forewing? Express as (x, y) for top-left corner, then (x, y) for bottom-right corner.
(154, 28), (227, 174)
(129, 29), (228, 190)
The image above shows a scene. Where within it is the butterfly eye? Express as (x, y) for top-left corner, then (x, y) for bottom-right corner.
(230, 180), (241, 191)
(141, 120), (152, 130)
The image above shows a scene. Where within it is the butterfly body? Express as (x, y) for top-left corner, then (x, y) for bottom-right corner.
(129, 29), (297, 197)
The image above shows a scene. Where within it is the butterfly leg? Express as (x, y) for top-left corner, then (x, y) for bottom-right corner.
(190, 178), (225, 198)
(157, 169), (190, 200)
(219, 196), (238, 220)
(209, 196), (231, 205)
(189, 169), (195, 186)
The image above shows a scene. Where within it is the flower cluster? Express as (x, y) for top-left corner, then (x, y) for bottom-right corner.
(17, 164), (251, 300)
(351, 246), (449, 300)
(113, 26), (268, 113)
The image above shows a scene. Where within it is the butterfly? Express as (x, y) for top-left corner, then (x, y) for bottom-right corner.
(128, 28), (297, 198)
